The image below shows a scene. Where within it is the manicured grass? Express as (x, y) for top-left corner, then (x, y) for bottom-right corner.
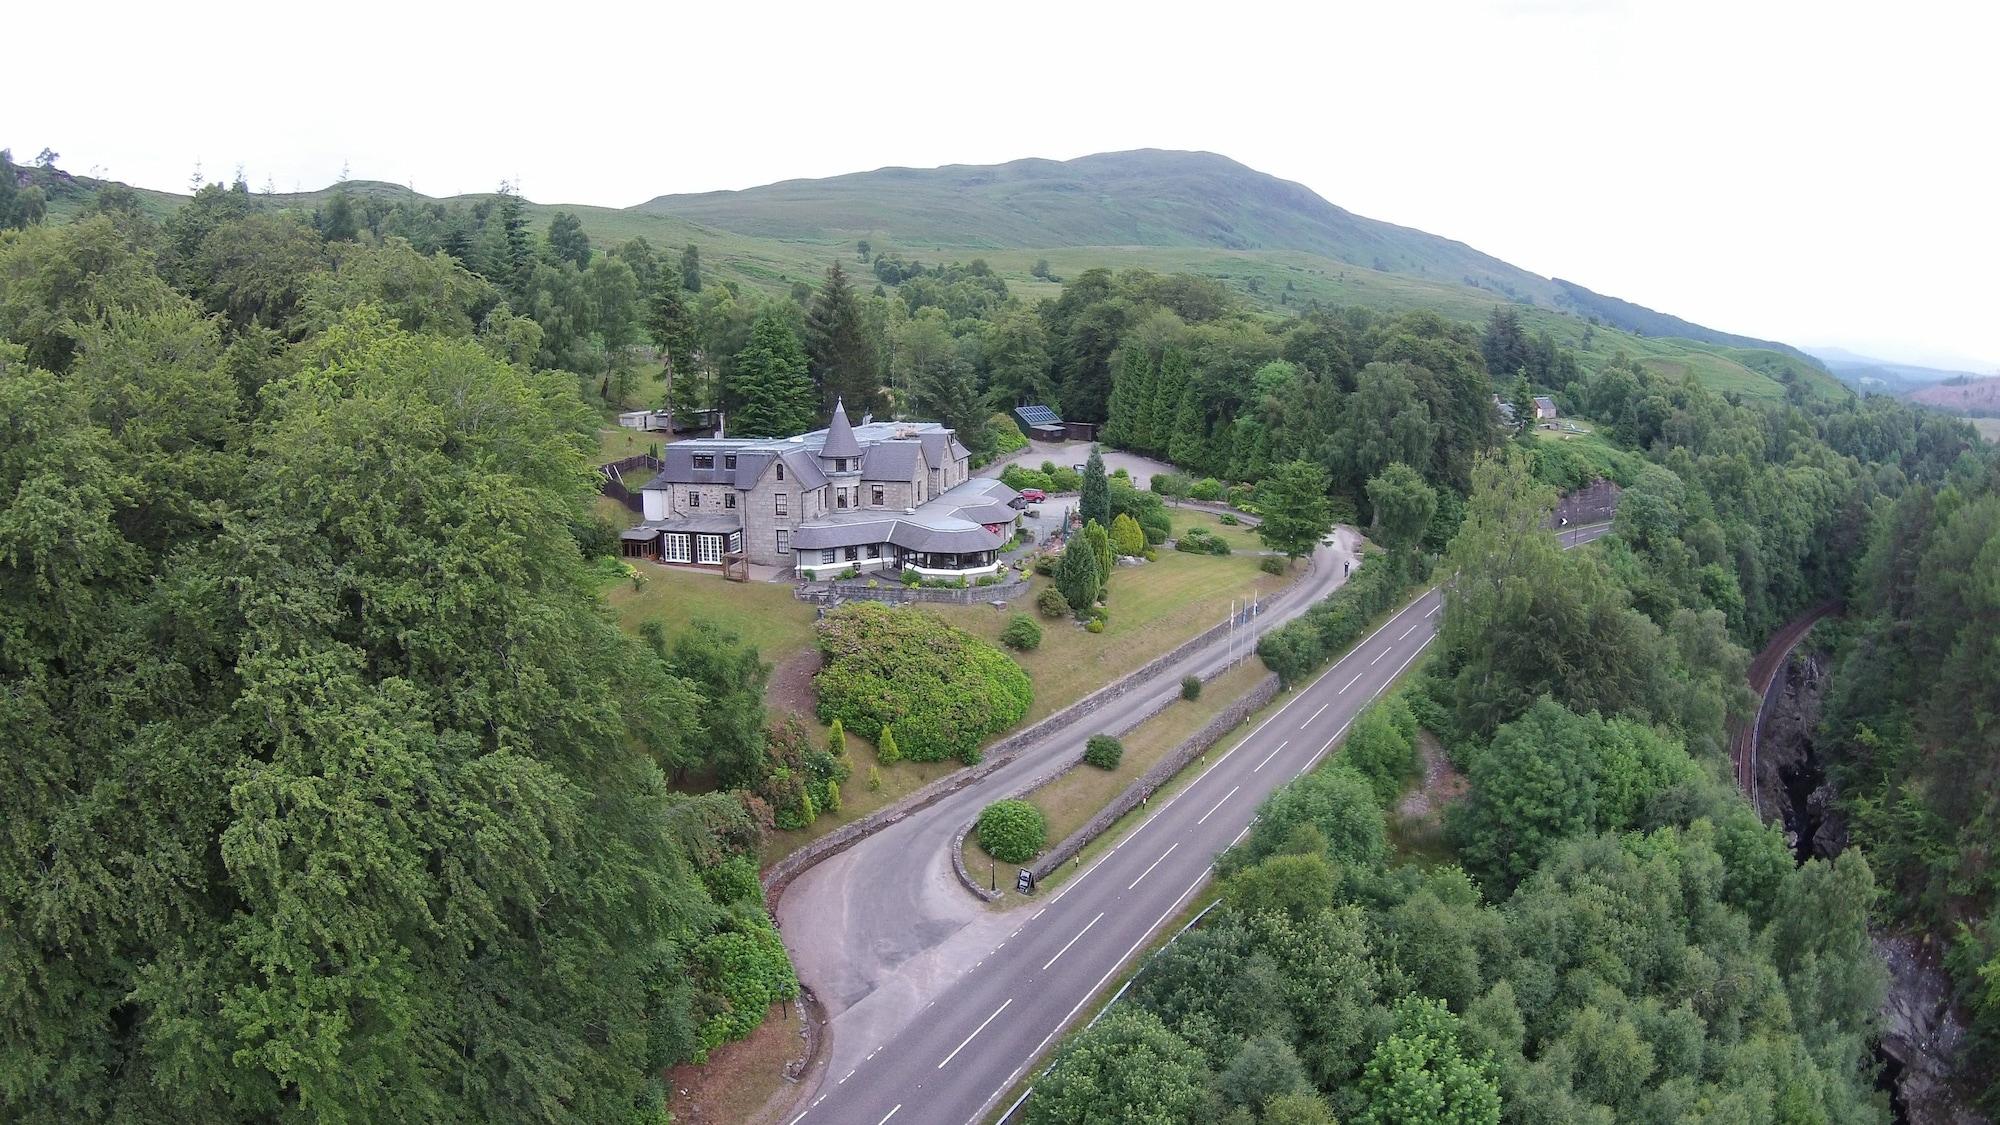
(601, 561), (818, 667)
(924, 551), (1288, 723)
(1027, 660), (1271, 850)
(1173, 507), (1265, 553)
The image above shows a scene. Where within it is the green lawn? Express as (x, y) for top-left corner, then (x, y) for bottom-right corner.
(1024, 660), (1271, 851)
(1174, 507), (1266, 553)
(597, 425), (665, 464)
(600, 561), (818, 668)
(924, 549), (1289, 723)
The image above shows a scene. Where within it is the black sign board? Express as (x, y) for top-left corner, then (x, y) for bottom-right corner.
(1016, 869), (1036, 894)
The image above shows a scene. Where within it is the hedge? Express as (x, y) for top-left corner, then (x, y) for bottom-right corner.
(815, 603), (1033, 765)
(1257, 553), (1421, 687)
(977, 799), (1048, 863)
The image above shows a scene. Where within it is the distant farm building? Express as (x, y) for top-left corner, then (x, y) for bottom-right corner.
(1533, 396), (1558, 421)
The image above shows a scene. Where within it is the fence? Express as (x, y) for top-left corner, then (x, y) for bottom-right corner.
(597, 454), (662, 514)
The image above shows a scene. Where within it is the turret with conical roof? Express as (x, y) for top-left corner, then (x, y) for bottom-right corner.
(821, 397), (862, 461)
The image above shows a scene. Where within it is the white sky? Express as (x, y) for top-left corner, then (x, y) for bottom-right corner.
(13, 0), (1998, 370)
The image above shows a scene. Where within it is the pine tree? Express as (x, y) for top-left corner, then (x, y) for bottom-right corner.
(647, 277), (698, 388)
(730, 314), (817, 437)
(911, 357), (987, 457)
(1080, 447), (1111, 529)
(1104, 345), (1153, 449)
(805, 261), (882, 417)
(680, 243), (702, 292)
(877, 725), (901, 765)
(1167, 379), (1207, 471)
(1146, 347), (1191, 459)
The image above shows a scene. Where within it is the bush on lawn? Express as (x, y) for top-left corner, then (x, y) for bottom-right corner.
(977, 799), (1048, 863)
(1086, 619), (1106, 634)
(1084, 735), (1124, 770)
(1219, 513), (1240, 525)
(1037, 586), (1072, 619)
(1110, 513), (1147, 557)
(1189, 477), (1226, 501)
(1260, 555), (1287, 575)
(876, 724), (901, 765)
(816, 603), (1032, 765)
(1176, 527), (1231, 555)
(1182, 675), (1202, 701)
(1001, 613), (1043, 651)
(1001, 465), (1054, 493)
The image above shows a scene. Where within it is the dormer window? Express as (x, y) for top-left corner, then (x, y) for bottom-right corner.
(725, 454), (737, 470)
(692, 454), (715, 470)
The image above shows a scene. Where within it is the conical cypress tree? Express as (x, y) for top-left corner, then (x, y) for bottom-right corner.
(1104, 345), (1154, 450)
(731, 314), (817, 437)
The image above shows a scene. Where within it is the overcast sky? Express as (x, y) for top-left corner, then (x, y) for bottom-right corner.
(13, 0), (1996, 370)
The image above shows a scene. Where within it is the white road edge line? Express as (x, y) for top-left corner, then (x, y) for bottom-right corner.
(1196, 786), (1240, 825)
(1042, 913), (1105, 971)
(937, 999), (1014, 1070)
(1253, 739), (1289, 771)
(1026, 869), (1214, 1065)
(1127, 842), (1180, 890)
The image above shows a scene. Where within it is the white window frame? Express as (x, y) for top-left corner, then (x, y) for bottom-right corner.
(696, 535), (724, 565)
(776, 529), (790, 554)
(663, 534), (691, 563)
(775, 494), (788, 516)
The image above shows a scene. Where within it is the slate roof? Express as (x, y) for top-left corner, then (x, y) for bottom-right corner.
(821, 399), (862, 459)
(790, 477), (1022, 555)
(859, 441), (926, 482)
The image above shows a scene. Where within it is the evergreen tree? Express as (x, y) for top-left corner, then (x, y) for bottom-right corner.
(546, 210), (591, 268)
(911, 355), (988, 458)
(1080, 446), (1111, 528)
(805, 261), (882, 416)
(1055, 534), (1102, 616)
(730, 313), (817, 437)
(680, 242), (702, 292)
(1145, 346), (1191, 459)
(1085, 520), (1113, 585)
(316, 189), (359, 242)
(647, 274), (698, 387)
(1256, 460), (1334, 559)
(1103, 345), (1153, 449)
(1366, 462), (1438, 554)
(1167, 377), (1207, 470)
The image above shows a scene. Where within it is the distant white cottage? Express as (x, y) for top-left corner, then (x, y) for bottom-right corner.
(621, 400), (1023, 581)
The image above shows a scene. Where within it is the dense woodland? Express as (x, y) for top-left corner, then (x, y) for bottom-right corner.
(4, 149), (1997, 1121)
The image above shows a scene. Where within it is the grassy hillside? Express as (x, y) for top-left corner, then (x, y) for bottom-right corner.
(30, 152), (1849, 402)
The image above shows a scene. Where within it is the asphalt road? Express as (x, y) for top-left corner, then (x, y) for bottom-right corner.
(784, 524), (1609, 1125)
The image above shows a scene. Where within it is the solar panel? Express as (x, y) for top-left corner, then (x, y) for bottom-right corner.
(1015, 404), (1061, 426)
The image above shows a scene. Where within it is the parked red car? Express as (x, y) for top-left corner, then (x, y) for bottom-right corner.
(1019, 487), (1047, 503)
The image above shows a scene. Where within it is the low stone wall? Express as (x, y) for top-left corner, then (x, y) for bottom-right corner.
(795, 577), (1032, 606)
(1028, 672), (1282, 883)
(952, 823), (1004, 902)
(1551, 478), (1621, 527)
(761, 556), (1314, 903)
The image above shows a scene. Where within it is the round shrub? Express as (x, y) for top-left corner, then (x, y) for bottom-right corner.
(1037, 585), (1072, 619)
(1189, 477), (1225, 502)
(1000, 613), (1043, 651)
(815, 604), (1032, 765)
(1084, 735), (1124, 770)
(1260, 555), (1287, 575)
(977, 799), (1047, 863)
(1181, 675), (1202, 701)
(1086, 619), (1106, 634)
(1219, 513), (1240, 525)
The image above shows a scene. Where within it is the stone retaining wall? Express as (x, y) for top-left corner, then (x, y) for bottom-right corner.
(1027, 672), (1282, 883)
